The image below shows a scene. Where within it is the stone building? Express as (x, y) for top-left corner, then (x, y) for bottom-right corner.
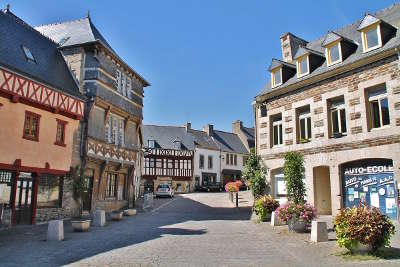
(254, 4), (400, 220)
(0, 8), (84, 225)
(36, 15), (150, 213)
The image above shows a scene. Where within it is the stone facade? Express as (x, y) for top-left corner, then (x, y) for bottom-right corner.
(255, 9), (400, 220)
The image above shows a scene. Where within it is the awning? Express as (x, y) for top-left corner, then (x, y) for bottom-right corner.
(221, 169), (242, 177)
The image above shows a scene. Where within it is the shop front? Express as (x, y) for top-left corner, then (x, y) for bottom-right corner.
(222, 169), (242, 185)
(342, 159), (398, 220)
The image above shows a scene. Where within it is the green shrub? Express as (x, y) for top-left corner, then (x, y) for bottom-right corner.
(333, 206), (395, 252)
(283, 152), (306, 204)
(254, 195), (279, 221)
(243, 148), (267, 197)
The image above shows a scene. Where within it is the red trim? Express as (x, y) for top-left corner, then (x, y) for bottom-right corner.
(22, 111), (41, 142)
(31, 174), (39, 224)
(10, 171), (19, 226)
(0, 162), (68, 175)
(54, 119), (68, 147)
(0, 68), (84, 120)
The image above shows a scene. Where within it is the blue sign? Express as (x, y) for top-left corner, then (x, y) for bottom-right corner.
(343, 161), (398, 220)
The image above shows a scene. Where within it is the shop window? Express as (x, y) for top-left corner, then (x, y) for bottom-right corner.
(55, 119), (67, 146)
(208, 156), (213, 169)
(367, 84), (390, 130)
(271, 113), (283, 147)
(297, 106), (311, 143)
(0, 171), (13, 209)
(23, 111), (40, 141)
(199, 155), (204, 169)
(328, 97), (347, 138)
(37, 175), (62, 208)
(105, 173), (118, 198)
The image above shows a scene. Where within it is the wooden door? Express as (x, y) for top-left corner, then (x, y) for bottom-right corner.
(14, 173), (34, 225)
(82, 176), (93, 211)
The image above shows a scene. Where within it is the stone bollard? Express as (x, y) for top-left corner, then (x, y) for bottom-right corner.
(47, 220), (64, 241)
(310, 220), (328, 242)
(270, 211), (283, 226)
(123, 209), (137, 216)
(93, 210), (106, 227)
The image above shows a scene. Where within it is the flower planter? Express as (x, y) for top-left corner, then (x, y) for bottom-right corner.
(71, 219), (91, 232)
(349, 241), (373, 254)
(123, 209), (137, 216)
(288, 218), (306, 233)
(260, 212), (272, 222)
(111, 211), (123, 221)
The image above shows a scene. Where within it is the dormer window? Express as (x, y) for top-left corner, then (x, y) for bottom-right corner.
(362, 24), (381, 52)
(271, 67), (282, 88)
(326, 41), (342, 66)
(296, 55), (309, 77)
(148, 140), (155, 148)
(22, 45), (36, 63)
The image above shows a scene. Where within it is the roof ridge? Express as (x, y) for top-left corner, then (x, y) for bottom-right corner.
(1, 9), (59, 46)
(35, 17), (88, 29)
(213, 129), (238, 135)
(144, 124), (185, 128)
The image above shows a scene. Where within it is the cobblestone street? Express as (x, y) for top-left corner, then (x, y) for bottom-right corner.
(1, 192), (399, 267)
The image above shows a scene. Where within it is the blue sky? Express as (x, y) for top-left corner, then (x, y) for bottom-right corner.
(3, 0), (397, 131)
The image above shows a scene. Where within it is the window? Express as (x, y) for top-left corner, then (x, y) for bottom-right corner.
(105, 173), (118, 198)
(55, 119), (67, 146)
(173, 140), (181, 150)
(23, 111), (40, 141)
(208, 156), (213, 169)
(22, 45), (35, 63)
(37, 175), (62, 208)
(271, 67), (282, 88)
(115, 69), (122, 92)
(226, 154), (230, 165)
(260, 105), (267, 117)
(271, 114), (283, 147)
(105, 114), (125, 146)
(121, 73), (127, 97)
(148, 140), (155, 148)
(230, 154), (234, 165)
(297, 106), (311, 142)
(127, 77), (132, 99)
(326, 42), (342, 66)
(329, 97), (347, 137)
(234, 155), (237, 166)
(297, 56), (309, 77)
(243, 156), (248, 166)
(362, 24), (381, 52)
(367, 85), (390, 130)
(199, 155), (204, 169)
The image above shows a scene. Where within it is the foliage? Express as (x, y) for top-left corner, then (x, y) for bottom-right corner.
(225, 182), (239, 192)
(254, 195), (280, 221)
(235, 180), (243, 188)
(68, 165), (89, 201)
(333, 206), (395, 252)
(276, 201), (317, 224)
(283, 152), (306, 204)
(242, 148), (267, 197)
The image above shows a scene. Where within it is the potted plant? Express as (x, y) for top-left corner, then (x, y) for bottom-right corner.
(333, 206), (395, 254)
(254, 195), (280, 222)
(225, 182), (239, 202)
(69, 166), (91, 232)
(276, 202), (317, 232)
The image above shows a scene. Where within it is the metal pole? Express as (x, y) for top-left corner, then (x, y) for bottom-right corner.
(236, 192), (238, 208)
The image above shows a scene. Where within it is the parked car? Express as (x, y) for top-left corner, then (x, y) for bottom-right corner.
(155, 184), (174, 198)
(197, 182), (224, 192)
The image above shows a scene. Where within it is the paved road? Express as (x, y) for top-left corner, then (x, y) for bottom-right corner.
(1, 192), (399, 267)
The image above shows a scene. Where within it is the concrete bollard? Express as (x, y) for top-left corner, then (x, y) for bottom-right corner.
(93, 210), (106, 227)
(47, 220), (64, 241)
(123, 209), (137, 216)
(310, 220), (328, 242)
(271, 211), (283, 226)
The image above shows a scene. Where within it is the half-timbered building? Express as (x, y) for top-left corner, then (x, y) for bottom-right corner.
(36, 15), (150, 213)
(142, 125), (194, 193)
(0, 7), (85, 225)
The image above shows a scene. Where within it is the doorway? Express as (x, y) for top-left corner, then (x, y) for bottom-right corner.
(82, 176), (93, 211)
(14, 172), (34, 224)
(313, 166), (332, 215)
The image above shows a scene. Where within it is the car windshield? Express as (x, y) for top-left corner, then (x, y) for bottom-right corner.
(158, 184), (169, 189)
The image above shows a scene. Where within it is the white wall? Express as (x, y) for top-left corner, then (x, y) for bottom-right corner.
(193, 147), (221, 184)
(220, 152), (247, 172)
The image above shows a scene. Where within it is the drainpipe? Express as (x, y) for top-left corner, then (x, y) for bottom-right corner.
(396, 47), (400, 69)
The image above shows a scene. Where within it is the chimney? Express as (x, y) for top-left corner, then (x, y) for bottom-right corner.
(185, 122), (191, 131)
(232, 120), (243, 134)
(280, 32), (308, 63)
(203, 124), (214, 136)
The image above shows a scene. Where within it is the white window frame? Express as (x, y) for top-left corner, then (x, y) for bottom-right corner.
(296, 55), (310, 78)
(368, 91), (390, 130)
(148, 140), (155, 148)
(329, 102), (347, 137)
(271, 67), (283, 88)
(106, 113), (125, 147)
(361, 23), (382, 53)
(272, 119), (283, 147)
(298, 111), (312, 141)
(325, 41), (342, 66)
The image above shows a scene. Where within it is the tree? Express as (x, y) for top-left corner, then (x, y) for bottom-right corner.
(68, 165), (89, 217)
(283, 152), (306, 204)
(243, 148), (266, 197)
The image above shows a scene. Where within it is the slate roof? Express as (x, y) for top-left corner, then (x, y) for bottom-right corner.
(293, 46), (324, 60)
(35, 17), (150, 87)
(189, 129), (220, 150)
(268, 58), (296, 71)
(212, 130), (249, 154)
(35, 17), (114, 52)
(0, 9), (82, 99)
(357, 14), (381, 30)
(321, 31), (356, 47)
(257, 3), (400, 98)
(142, 125), (195, 150)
